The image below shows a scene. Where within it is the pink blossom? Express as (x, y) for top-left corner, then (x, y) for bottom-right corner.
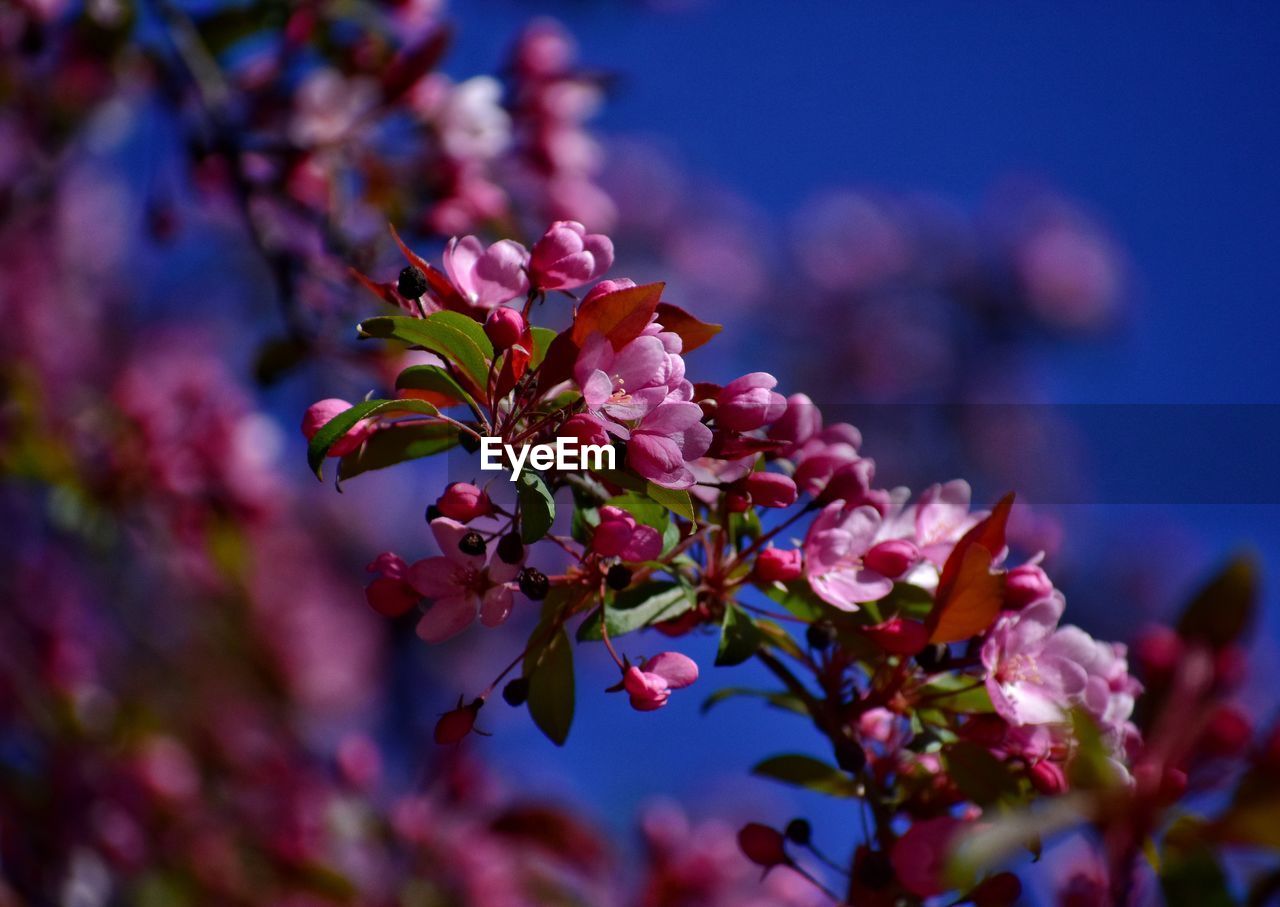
(289, 69), (377, 146)
(442, 235), (530, 309)
(803, 502), (895, 610)
(406, 518), (522, 643)
(624, 651), (699, 711)
(530, 220), (614, 290)
(301, 398), (373, 457)
(581, 277), (635, 304)
(890, 816), (966, 898)
(716, 372), (787, 432)
(911, 480), (981, 566)
(767, 392), (822, 453)
(745, 472), (797, 508)
(755, 547), (803, 583)
(1006, 561), (1053, 609)
(574, 330), (676, 423)
(626, 401), (713, 490)
(592, 506), (662, 561)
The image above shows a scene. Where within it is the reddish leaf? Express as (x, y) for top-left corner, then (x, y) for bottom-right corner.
(656, 302), (722, 352)
(571, 282), (664, 350)
(388, 223), (472, 314)
(381, 26), (451, 103)
(494, 325), (534, 400)
(536, 330), (581, 393)
(927, 493), (1014, 644)
(350, 267), (414, 313)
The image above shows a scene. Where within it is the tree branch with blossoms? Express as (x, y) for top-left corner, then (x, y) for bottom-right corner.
(304, 220), (1243, 905)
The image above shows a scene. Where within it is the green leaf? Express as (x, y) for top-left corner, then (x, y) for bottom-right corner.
(337, 422), (458, 481)
(604, 492), (668, 531)
(716, 603), (763, 666)
(879, 582), (936, 620)
(646, 483), (695, 521)
(1160, 818), (1235, 907)
(919, 674), (996, 713)
(576, 583), (693, 641)
(700, 687), (808, 716)
(523, 627), (574, 746)
(764, 581), (828, 621)
(1177, 554), (1258, 649)
(942, 741), (1022, 807)
(394, 364), (472, 405)
(530, 326), (557, 368)
(752, 754), (861, 797)
(359, 313), (493, 392)
(517, 471), (556, 543)
(308, 398), (438, 480)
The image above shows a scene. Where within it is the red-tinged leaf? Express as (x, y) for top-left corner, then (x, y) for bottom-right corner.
(388, 223), (471, 314)
(381, 26), (451, 103)
(570, 282), (664, 350)
(536, 329), (580, 392)
(928, 543), (1006, 644)
(935, 492), (1015, 606)
(350, 267), (417, 313)
(655, 302), (722, 352)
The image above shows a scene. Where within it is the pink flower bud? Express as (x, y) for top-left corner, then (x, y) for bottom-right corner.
(862, 616), (929, 656)
(580, 277), (636, 306)
(365, 577), (420, 617)
(745, 472), (798, 508)
(755, 547), (803, 583)
(301, 398), (371, 457)
(434, 700), (482, 745)
(716, 372), (787, 432)
(737, 823), (789, 868)
(1005, 563), (1053, 609)
(559, 413), (610, 447)
(890, 816), (964, 898)
(725, 489), (752, 512)
(436, 482), (492, 522)
(1027, 759), (1068, 795)
(593, 506), (662, 562)
(485, 306), (526, 350)
(767, 392), (822, 448)
(530, 220), (614, 290)
(1202, 705), (1252, 757)
(1133, 624), (1183, 685)
(863, 539), (919, 579)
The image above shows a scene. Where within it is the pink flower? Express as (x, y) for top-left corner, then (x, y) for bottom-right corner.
(442, 235), (530, 309)
(529, 220), (614, 290)
(592, 506), (662, 561)
(574, 331), (675, 423)
(911, 480), (980, 566)
(626, 401), (712, 490)
(435, 482), (492, 522)
(982, 595), (1080, 724)
(745, 472), (797, 508)
(767, 392), (822, 453)
(1006, 562), (1053, 609)
(803, 502), (895, 610)
(716, 372), (787, 432)
(301, 398), (373, 457)
(581, 277), (635, 304)
(406, 518), (522, 643)
(755, 547), (803, 583)
(623, 652), (699, 711)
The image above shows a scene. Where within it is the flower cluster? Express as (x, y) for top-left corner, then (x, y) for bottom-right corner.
(301, 222), (1213, 904)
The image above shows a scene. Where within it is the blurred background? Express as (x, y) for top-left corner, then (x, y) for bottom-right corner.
(3, 0), (1279, 904)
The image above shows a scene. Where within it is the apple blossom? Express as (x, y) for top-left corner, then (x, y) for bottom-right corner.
(623, 652), (698, 711)
(716, 372), (787, 432)
(529, 220), (614, 290)
(442, 235), (531, 309)
(625, 401), (713, 489)
(484, 306), (526, 350)
(407, 518), (522, 643)
(803, 503), (895, 609)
